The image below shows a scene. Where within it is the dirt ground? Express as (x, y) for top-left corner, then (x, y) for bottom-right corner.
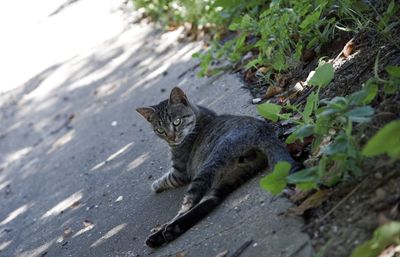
(243, 28), (400, 257)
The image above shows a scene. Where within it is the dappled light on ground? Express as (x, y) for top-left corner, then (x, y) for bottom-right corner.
(40, 191), (83, 219)
(127, 152), (150, 171)
(91, 142), (134, 171)
(0, 204), (30, 226)
(90, 223), (126, 248)
(16, 239), (55, 257)
(0, 240), (12, 251)
(47, 130), (75, 154)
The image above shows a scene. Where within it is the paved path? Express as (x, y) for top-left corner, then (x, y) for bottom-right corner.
(0, 1), (312, 256)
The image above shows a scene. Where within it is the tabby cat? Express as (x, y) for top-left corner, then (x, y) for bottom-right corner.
(136, 87), (300, 248)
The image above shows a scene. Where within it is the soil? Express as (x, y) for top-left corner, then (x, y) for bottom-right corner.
(242, 28), (400, 257)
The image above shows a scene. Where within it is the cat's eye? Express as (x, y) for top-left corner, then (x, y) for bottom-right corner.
(155, 128), (164, 134)
(173, 118), (181, 126)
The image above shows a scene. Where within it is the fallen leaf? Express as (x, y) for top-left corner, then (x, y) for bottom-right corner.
(264, 86), (283, 99)
(257, 66), (270, 74)
(215, 249), (228, 257)
(83, 220), (94, 228)
(286, 189), (331, 216)
(343, 40), (355, 58)
(286, 137), (313, 157)
(244, 70), (256, 83)
(63, 228), (73, 238)
(289, 189), (315, 203)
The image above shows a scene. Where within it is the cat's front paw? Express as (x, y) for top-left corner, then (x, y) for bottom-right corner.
(145, 229), (165, 248)
(151, 181), (164, 194)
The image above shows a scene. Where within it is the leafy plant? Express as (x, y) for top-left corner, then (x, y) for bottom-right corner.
(350, 221), (400, 257)
(362, 120), (400, 160)
(258, 63), (380, 191)
(260, 161), (291, 195)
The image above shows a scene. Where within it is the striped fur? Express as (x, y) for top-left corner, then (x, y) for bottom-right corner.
(136, 87), (301, 248)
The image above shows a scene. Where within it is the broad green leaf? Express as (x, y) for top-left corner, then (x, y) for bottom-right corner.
(256, 102), (282, 122)
(349, 82), (378, 105)
(385, 65), (400, 78)
(362, 120), (400, 159)
(286, 167), (319, 184)
(350, 221), (400, 257)
(297, 181), (319, 190)
(260, 161), (291, 195)
(308, 63), (334, 88)
(295, 124), (315, 138)
(344, 106), (375, 123)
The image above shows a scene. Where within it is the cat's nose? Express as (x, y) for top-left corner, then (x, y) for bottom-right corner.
(166, 131), (175, 141)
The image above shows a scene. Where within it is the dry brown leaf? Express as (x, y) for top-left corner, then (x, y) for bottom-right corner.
(289, 189), (315, 203)
(343, 40), (355, 58)
(215, 249), (229, 257)
(244, 70), (256, 83)
(83, 220), (94, 228)
(63, 228), (73, 238)
(264, 86), (283, 99)
(286, 137), (314, 157)
(257, 66), (270, 74)
(286, 189), (331, 216)
(176, 252), (186, 257)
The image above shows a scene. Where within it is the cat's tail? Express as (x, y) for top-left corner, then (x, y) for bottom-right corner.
(258, 128), (303, 174)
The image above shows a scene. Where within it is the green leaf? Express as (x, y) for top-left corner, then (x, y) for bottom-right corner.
(386, 65), (400, 78)
(350, 221), (400, 257)
(295, 124), (315, 138)
(344, 106), (375, 123)
(308, 63), (334, 88)
(256, 102), (282, 122)
(302, 92), (316, 123)
(349, 82), (378, 105)
(362, 120), (400, 159)
(260, 161), (292, 195)
(286, 167), (319, 184)
(300, 10), (321, 29)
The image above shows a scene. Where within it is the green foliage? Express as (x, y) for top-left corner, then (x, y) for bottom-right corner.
(362, 120), (400, 160)
(260, 161), (291, 195)
(350, 221), (400, 257)
(257, 65), (383, 193)
(308, 63), (335, 88)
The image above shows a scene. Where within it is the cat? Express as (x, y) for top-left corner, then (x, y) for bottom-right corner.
(136, 87), (301, 248)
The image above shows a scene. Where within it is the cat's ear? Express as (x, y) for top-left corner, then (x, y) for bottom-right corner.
(136, 107), (156, 121)
(169, 87), (188, 106)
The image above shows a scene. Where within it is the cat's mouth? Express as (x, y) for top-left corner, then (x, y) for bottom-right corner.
(168, 137), (184, 146)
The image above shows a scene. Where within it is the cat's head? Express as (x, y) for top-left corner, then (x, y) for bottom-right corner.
(136, 87), (196, 146)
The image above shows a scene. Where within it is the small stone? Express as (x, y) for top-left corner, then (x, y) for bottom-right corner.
(111, 121), (118, 126)
(252, 98), (262, 104)
(115, 196), (123, 202)
(253, 242), (258, 247)
(374, 172), (383, 179)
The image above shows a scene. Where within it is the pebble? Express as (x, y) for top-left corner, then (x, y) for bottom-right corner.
(115, 196), (123, 202)
(111, 121), (118, 126)
(374, 172), (383, 179)
(252, 98), (262, 104)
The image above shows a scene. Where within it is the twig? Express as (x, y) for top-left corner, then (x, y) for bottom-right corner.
(318, 177), (367, 223)
(229, 240), (253, 257)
